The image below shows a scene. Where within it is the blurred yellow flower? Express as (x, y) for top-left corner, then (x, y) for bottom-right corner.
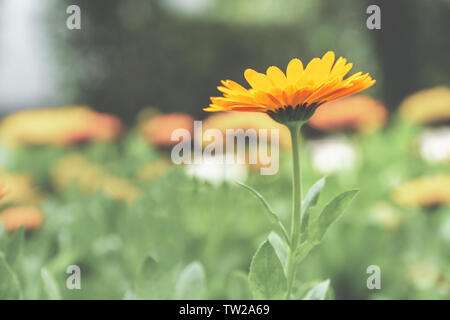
(408, 262), (446, 291)
(136, 159), (173, 182)
(101, 176), (143, 203)
(0, 168), (41, 205)
(0, 206), (44, 232)
(52, 154), (142, 203)
(0, 183), (9, 199)
(140, 113), (194, 147)
(399, 86), (450, 124)
(391, 174), (450, 208)
(0, 106), (122, 147)
(205, 51), (375, 124)
(309, 95), (387, 134)
(202, 112), (292, 148)
(369, 203), (403, 231)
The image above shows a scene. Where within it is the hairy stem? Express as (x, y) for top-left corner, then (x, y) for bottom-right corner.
(285, 123), (303, 299)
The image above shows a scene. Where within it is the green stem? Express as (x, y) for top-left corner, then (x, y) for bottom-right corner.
(285, 123), (303, 299)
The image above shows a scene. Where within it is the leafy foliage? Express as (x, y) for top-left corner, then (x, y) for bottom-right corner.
(249, 240), (287, 299)
(0, 120), (448, 299)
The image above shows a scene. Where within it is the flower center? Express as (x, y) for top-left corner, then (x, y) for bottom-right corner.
(266, 103), (320, 124)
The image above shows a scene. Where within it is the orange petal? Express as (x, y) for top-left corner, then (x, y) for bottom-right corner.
(286, 58), (304, 84)
(266, 66), (288, 88)
(244, 69), (272, 91)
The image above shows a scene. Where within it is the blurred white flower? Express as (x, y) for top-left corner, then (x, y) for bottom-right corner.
(308, 137), (357, 174)
(185, 153), (248, 186)
(419, 127), (450, 163)
(408, 262), (441, 291)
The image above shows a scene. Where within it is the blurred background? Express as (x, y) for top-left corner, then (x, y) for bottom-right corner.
(0, 0), (448, 119)
(0, 0), (449, 300)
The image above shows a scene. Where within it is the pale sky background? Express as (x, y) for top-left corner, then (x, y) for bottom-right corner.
(0, 0), (60, 112)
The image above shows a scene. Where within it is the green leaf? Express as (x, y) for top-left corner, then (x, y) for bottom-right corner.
(294, 240), (319, 264)
(300, 177), (326, 241)
(41, 268), (62, 300)
(295, 189), (358, 263)
(236, 181), (290, 244)
(136, 256), (158, 299)
(136, 256), (173, 299)
(303, 279), (330, 300)
(302, 177), (326, 215)
(227, 270), (252, 300)
(248, 240), (287, 299)
(175, 262), (206, 299)
(0, 252), (22, 299)
(268, 231), (289, 273)
(309, 189), (359, 243)
(5, 227), (24, 267)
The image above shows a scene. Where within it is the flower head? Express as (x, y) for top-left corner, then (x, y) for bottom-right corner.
(391, 174), (450, 209)
(309, 95), (387, 134)
(399, 86), (450, 124)
(0, 106), (122, 147)
(0, 184), (9, 199)
(141, 113), (194, 147)
(308, 137), (357, 174)
(0, 206), (44, 232)
(201, 111), (292, 148)
(408, 262), (444, 291)
(0, 168), (41, 206)
(205, 51), (375, 124)
(369, 203), (403, 231)
(419, 127), (450, 164)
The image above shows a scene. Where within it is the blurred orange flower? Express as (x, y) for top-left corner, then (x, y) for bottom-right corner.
(201, 112), (292, 148)
(391, 174), (450, 209)
(205, 51), (375, 124)
(0, 183), (9, 199)
(0, 168), (41, 205)
(399, 86), (450, 124)
(52, 154), (142, 203)
(141, 113), (194, 147)
(0, 106), (122, 147)
(0, 206), (44, 232)
(308, 95), (387, 133)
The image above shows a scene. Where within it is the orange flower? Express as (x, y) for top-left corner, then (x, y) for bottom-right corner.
(141, 113), (194, 147)
(64, 111), (122, 144)
(0, 168), (41, 205)
(308, 95), (387, 133)
(201, 112), (292, 148)
(0, 106), (122, 147)
(0, 206), (44, 232)
(205, 51), (375, 124)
